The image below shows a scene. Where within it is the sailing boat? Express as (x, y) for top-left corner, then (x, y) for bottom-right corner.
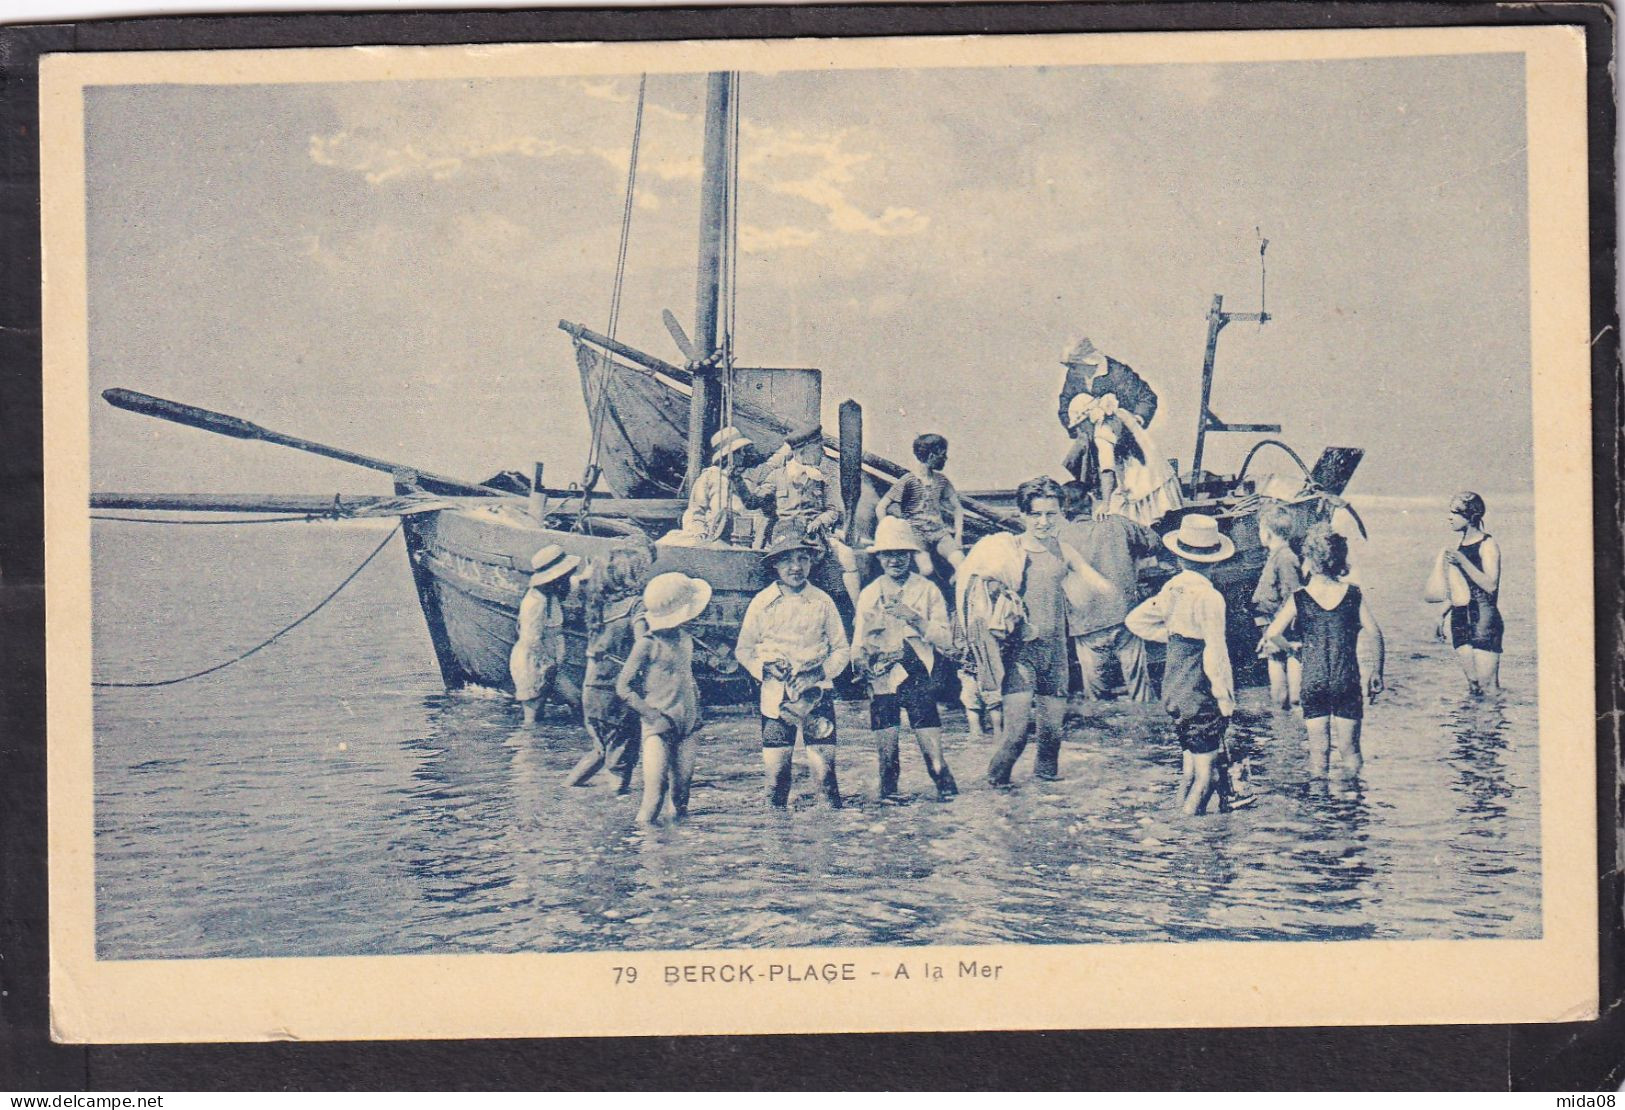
(93, 69), (1364, 696)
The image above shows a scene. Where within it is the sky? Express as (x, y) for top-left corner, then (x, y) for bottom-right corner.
(83, 50), (1532, 498)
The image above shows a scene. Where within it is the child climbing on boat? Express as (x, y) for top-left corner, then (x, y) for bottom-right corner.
(1261, 523), (1384, 780)
(1125, 514), (1242, 816)
(758, 423), (862, 613)
(511, 544), (583, 726)
(1252, 503), (1305, 710)
(1424, 491), (1503, 695)
(852, 517), (958, 802)
(616, 572), (710, 825)
(566, 543), (654, 792)
(874, 432), (964, 574)
(735, 528), (851, 809)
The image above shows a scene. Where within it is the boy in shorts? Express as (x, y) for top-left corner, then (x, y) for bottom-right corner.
(735, 528), (851, 808)
(1125, 514), (1239, 816)
(874, 432), (964, 575)
(853, 517), (959, 801)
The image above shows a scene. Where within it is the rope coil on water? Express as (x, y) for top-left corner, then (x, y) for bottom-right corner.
(91, 521), (404, 689)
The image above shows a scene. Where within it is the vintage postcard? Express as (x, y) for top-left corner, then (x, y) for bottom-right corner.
(42, 24), (1599, 1042)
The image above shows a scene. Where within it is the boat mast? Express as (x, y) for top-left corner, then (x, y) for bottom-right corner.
(685, 72), (733, 491)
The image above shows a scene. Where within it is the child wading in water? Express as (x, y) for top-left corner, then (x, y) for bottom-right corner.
(511, 544), (583, 725)
(566, 544), (654, 792)
(874, 432), (965, 575)
(735, 528), (851, 808)
(1261, 523), (1385, 780)
(1424, 491), (1503, 694)
(1125, 514), (1244, 816)
(616, 572), (710, 825)
(1251, 503), (1305, 710)
(853, 517), (958, 801)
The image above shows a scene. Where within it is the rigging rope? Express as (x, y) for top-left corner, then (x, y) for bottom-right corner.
(722, 71), (741, 429)
(583, 73), (649, 488)
(91, 521), (403, 689)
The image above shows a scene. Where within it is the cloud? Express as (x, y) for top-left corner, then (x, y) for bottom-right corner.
(739, 224), (819, 252)
(309, 129), (584, 185)
(740, 121), (930, 242)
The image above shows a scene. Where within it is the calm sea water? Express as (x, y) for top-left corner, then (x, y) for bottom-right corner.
(91, 497), (1539, 958)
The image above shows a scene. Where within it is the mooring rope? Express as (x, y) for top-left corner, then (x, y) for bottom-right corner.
(91, 521), (403, 689)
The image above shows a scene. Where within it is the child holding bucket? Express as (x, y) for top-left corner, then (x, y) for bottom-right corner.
(616, 572), (710, 825)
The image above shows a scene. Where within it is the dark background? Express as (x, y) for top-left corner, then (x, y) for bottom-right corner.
(0, 2), (1618, 1091)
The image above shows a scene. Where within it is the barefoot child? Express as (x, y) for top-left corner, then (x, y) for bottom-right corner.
(1261, 523), (1385, 779)
(566, 544), (654, 792)
(853, 518), (959, 801)
(874, 433), (965, 574)
(511, 544), (582, 725)
(1251, 504), (1304, 710)
(616, 572), (710, 825)
(1125, 514), (1237, 816)
(1423, 491), (1503, 695)
(735, 529), (851, 808)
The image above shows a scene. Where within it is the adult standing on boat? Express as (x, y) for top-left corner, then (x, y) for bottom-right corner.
(1424, 491), (1504, 694)
(511, 544), (583, 726)
(1058, 338), (1181, 525)
(967, 476), (1110, 787)
(660, 424), (765, 548)
(758, 422), (863, 613)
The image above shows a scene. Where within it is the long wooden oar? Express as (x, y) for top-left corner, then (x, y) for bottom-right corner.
(102, 388), (503, 498)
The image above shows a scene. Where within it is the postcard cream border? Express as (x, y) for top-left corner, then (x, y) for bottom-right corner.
(42, 25), (1599, 1042)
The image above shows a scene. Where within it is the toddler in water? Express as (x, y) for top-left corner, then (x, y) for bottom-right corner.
(615, 572), (710, 826)
(1260, 523), (1384, 780)
(511, 544), (583, 726)
(566, 544), (654, 792)
(1251, 504), (1305, 710)
(874, 433), (965, 575)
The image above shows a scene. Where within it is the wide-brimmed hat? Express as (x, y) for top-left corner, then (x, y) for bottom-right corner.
(1162, 514), (1235, 563)
(784, 422), (823, 450)
(710, 424), (753, 462)
(868, 516), (923, 554)
(1061, 336), (1100, 366)
(1066, 394), (1094, 429)
(642, 572), (712, 631)
(529, 543), (582, 587)
(763, 527), (824, 565)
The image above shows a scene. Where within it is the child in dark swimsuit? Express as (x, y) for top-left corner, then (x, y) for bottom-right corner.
(1427, 491), (1503, 694)
(1260, 523), (1384, 780)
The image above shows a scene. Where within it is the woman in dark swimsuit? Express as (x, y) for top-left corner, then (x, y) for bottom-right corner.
(1437, 491), (1503, 694)
(1261, 524), (1384, 779)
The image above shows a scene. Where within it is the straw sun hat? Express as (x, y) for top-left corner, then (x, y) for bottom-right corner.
(710, 425), (753, 462)
(641, 572), (712, 631)
(1161, 514), (1235, 563)
(867, 517), (924, 554)
(528, 544), (582, 587)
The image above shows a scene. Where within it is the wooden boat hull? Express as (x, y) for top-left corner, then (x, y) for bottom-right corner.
(401, 497), (851, 703)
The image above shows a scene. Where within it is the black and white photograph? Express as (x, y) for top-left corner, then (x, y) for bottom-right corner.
(40, 25), (1599, 1041)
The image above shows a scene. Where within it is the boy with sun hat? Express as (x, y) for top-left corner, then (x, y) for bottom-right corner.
(1125, 514), (1244, 816)
(616, 571), (711, 825)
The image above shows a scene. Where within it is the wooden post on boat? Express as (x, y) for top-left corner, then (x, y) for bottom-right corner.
(685, 71), (733, 492)
(529, 462), (546, 521)
(839, 399), (863, 545)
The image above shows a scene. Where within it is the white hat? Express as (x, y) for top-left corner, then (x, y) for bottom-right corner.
(1162, 514), (1235, 563)
(1066, 394), (1094, 429)
(868, 516), (923, 554)
(642, 572), (712, 631)
(528, 544), (582, 587)
(710, 424), (753, 462)
(1061, 336), (1100, 365)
